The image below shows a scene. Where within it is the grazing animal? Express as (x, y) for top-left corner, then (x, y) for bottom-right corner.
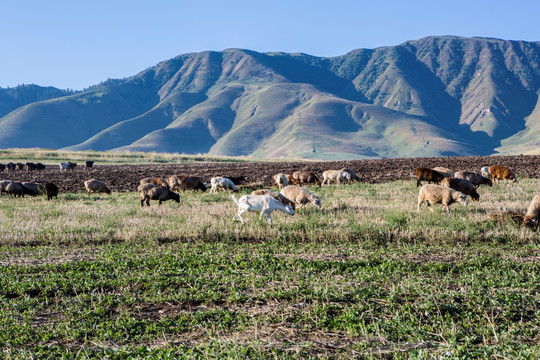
(432, 167), (454, 178)
(0, 180), (13, 194)
(280, 185), (321, 208)
(21, 182), (45, 196)
(67, 162), (77, 170)
(415, 167), (444, 187)
(15, 163), (25, 171)
(231, 194), (294, 228)
(167, 175), (182, 191)
(140, 177), (170, 189)
(6, 162), (15, 171)
(84, 179), (112, 195)
(322, 170), (352, 186)
(341, 168), (360, 182)
(523, 193), (540, 230)
(454, 171), (493, 188)
(480, 166), (490, 178)
(284, 174), (297, 185)
(25, 162), (36, 171)
(251, 189), (296, 210)
(417, 184), (468, 212)
(292, 171), (321, 187)
(85, 160), (94, 170)
(273, 173), (289, 189)
(489, 165), (517, 183)
(45, 182), (59, 201)
(0, 163), (4, 172)
(177, 176), (207, 192)
(227, 176), (246, 185)
(210, 177), (239, 193)
(34, 163), (46, 171)
(59, 162), (68, 171)
(441, 177), (480, 201)
(138, 183), (180, 206)
(5, 182), (36, 197)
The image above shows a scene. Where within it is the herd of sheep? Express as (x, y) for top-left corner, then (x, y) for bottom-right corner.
(0, 163), (538, 230)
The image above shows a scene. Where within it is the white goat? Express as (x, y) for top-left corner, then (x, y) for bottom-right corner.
(231, 194), (294, 227)
(211, 177), (239, 193)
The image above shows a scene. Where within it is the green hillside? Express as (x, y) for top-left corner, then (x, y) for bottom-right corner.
(1, 36), (540, 159)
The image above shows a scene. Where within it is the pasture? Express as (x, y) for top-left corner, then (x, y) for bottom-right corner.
(0, 177), (539, 359)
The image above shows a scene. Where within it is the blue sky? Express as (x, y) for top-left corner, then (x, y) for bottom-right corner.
(1, 0), (540, 90)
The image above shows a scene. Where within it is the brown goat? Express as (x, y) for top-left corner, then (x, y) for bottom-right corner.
(488, 165), (517, 183)
(292, 171), (321, 187)
(415, 167), (444, 187)
(177, 176), (207, 192)
(140, 177), (170, 189)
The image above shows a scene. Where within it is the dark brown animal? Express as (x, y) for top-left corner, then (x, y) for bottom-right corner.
(138, 183), (180, 207)
(45, 183), (59, 200)
(178, 176), (207, 192)
(227, 176), (246, 185)
(292, 171), (321, 187)
(415, 167), (444, 187)
(441, 177), (480, 201)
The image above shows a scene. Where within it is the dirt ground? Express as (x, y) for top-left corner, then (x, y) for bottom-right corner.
(2, 155), (540, 193)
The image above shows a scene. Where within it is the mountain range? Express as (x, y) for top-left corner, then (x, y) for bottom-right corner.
(2, 36), (540, 160)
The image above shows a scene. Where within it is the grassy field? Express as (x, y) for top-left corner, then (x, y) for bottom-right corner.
(0, 148), (254, 165)
(0, 179), (539, 359)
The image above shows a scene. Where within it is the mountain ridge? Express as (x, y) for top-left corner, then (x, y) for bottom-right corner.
(1, 36), (540, 159)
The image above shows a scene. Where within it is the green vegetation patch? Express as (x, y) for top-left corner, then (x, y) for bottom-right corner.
(0, 180), (539, 358)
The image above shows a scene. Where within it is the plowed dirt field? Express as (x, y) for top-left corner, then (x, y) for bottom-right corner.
(3, 155), (540, 193)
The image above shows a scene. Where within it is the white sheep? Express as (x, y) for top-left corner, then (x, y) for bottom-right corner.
(231, 194), (294, 227)
(480, 166), (490, 178)
(417, 184), (468, 212)
(84, 179), (112, 195)
(322, 170), (352, 185)
(432, 167), (454, 178)
(273, 173), (289, 189)
(280, 185), (321, 208)
(523, 193), (540, 229)
(210, 177), (239, 193)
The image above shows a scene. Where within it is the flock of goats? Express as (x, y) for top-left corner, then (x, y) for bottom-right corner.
(0, 161), (539, 230)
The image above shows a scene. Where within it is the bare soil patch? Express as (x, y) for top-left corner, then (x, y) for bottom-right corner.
(3, 155), (540, 194)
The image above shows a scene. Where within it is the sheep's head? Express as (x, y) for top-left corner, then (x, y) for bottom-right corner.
(170, 191), (180, 203)
(284, 205), (295, 216)
(456, 193), (468, 206)
(195, 181), (207, 192)
(312, 197), (322, 208)
(523, 215), (538, 229)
